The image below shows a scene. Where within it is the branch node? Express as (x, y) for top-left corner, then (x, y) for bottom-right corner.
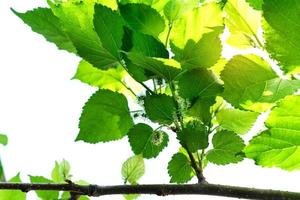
(20, 188), (30, 193)
(88, 184), (98, 196)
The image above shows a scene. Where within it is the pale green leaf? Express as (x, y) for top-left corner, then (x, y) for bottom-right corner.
(51, 159), (71, 183)
(12, 7), (76, 53)
(76, 90), (134, 143)
(207, 131), (245, 165)
(0, 174), (26, 200)
(245, 95), (300, 170)
(30, 176), (59, 200)
(128, 123), (169, 158)
(263, 0), (300, 74)
(144, 94), (176, 124)
(167, 153), (194, 183)
(0, 134), (8, 146)
(217, 109), (259, 134)
(163, 0), (197, 22)
(119, 3), (165, 37)
(122, 155), (145, 184)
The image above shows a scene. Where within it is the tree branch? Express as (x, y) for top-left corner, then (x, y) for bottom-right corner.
(0, 182), (300, 199)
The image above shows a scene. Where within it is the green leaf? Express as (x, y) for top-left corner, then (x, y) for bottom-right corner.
(49, 0), (118, 70)
(12, 8), (76, 53)
(163, 0), (197, 22)
(0, 174), (26, 200)
(224, 0), (261, 48)
(246, 0), (263, 10)
(187, 97), (216, 124)
(0, 134), (8, 146)
(245, 95), (300, 171)
(93, 4), (124, 60)
(51, 159), (71, 183)
(126, 53), (181, 81)
(263, 0), (300, 74)
(30, 176), (59, 200)
(178, 124), (208, 152)
(221, 55), (300, 112)
(177, 68), (223, 100)
(76, 90), (133, 143)
(167, 153), (194, 183)
(122, 155), (145, 184)
(175, 28), (223, 70)
(216, 109), (259, 134)
(144, 94), (176, 124)
(207, 131), (245, 165)
(128, 123), (169, 158)
(120, 3), (165, 37)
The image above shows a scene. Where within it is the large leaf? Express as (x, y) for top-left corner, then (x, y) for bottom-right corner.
(224, 0), (261, 48)
(121, 155), (145, 184)
(93, 4), (124, 60)
(76, 90), (133, 143)
(177, 68), (223, 100)
(170, 2), (223, 50)
(0, 174), (26, 200)
(12, 8), (76, 53)
(207, 131), (245, 165)
(167, 153), (194, 183)
(245, 95), (300, 171)
(119, 3), (165, 37)
(263, 0), (300, 74)
(221, 55), (300, 112)
(30, 176), (59, 200)
(128, 123), (169, 158)
(216, 109), (259, 134)
(144, 94), (176, 124)
(49, 0), (118, 70)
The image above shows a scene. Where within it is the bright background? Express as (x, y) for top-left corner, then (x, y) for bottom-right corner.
(1, 1), (300, 200)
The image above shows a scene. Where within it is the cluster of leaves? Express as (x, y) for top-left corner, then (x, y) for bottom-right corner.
(13, 0), (300, 197)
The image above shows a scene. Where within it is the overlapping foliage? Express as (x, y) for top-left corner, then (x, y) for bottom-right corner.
(10, 0), (300, 199)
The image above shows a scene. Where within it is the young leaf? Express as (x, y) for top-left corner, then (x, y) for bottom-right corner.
(122, 155), (145, 184)
(216, 109), (259, 134)
(0, 134), (8, 146)
(119, 3), (165, 37)
(49, 0), (118, 70)
(170, 2), (223, 50)
(245, 95), (300, 171)
(221, 55), (300, 112)
(93, 4), (125, 60)
(128, 123), (169, 159)
(0, 173), (26, 200)
(175, 28), (223, 70)
(177, 124), (208, 152)
(12, 8), (76, 53)
(177, 68), (223, 100)
(30, 176), (59, 200)
(224, 0), (261, 48)
(167, 153), (195, 183)
(144, 94), (176, 124)
(207, 131), (245, 165)
(263, 0), (300, 74)
(51, 159), (71, 183)
(76, 90), (134, 143)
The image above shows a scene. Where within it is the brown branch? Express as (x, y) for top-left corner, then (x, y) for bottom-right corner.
(0, 182), (300, 199)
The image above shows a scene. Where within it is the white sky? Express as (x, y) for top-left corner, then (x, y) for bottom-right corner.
(1, 1), (300, 200)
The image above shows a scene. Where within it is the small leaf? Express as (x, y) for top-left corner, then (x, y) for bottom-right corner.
(0, 173), (26, 200)
(246, 0), (263, 10)
(76, 90), (134, 143)
(122, 155), (145, 184)
(245, 95), (300, 171)
(0, 134), (8, 146)
(120, 3), (165, 37)
(12, 8), (76, 53)
(30, 176), (59, 200)
(128, 123), (169, 158)
(167, 153), (194, 183)
(51, 159), (71, 183)
(216, 109), (259, 134)
(144, 94), (176, 124)
(207, 131), (245, 165)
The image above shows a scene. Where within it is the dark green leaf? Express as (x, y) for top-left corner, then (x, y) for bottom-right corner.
(128, 123), (169, 158)
(246, 0), (263, 10)
(76, 90), (134, 143)
(168, 153), (194, 183)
